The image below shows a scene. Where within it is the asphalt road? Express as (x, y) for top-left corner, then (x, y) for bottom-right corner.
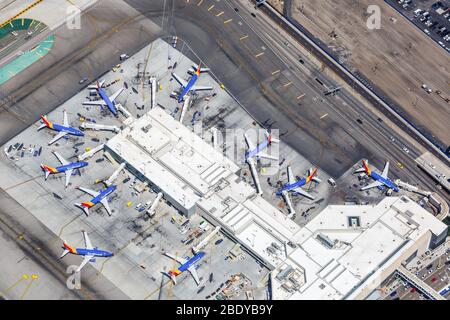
(0, 0), (446, 196)
(0, 0), (448, 299)
(122, 0), (448, 200)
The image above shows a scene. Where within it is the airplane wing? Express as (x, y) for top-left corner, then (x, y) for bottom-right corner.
(48, 132), (68, 145)
(100, 198), (113, 216)
(191, 85), (213, 91)
(292, 187), (315, 200)
(360, 180), (383, 191)
(257, 151), (278, 161)
(109, 87), (124, 102)
(187, 265), (201, 285)
(172, 73), (188, 87)
(82, 100), (106, 106)
(287, 166), (295, 183)
(76, 255), (94, 272)
(78, 186), (100, 197)
(65, 169), (73, 187)
(165, 252), (189, 265)
(53, 151), (69, 165)
(381, 161), (390, 179)
(82, 231), (93, 250)
(63, 110), (69, 127)
(244, 133), (256, 150)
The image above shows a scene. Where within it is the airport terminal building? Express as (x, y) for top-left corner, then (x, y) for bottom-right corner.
(105, 107), (448, 300)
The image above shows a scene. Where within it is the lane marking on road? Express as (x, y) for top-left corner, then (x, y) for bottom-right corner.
(320, 113), (328, 119)
(208, 4), (214, 11)
(297, 93), (305, 99)
(271, 69), (280, 75)
(283, 81), (293, 88)
(216, 11), (224, 17)
(240, 35), (248, 41)
(224, 19), (233, 24)
(254, 52), (264, 58)
(197, 0), (204, 6)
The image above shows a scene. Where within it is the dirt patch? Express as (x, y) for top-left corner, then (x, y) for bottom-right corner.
(288, 0), (450, 147)
(267, 0), (285, 13)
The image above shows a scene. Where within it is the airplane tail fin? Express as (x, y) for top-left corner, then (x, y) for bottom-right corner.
(362, 159), (371, 175)
(265, 130), (280, 144)
(193, 63), (210, 75)
(40, 115), (52, 129)
(60, 241), (75, 258)
(195, 63), (202, 76)
(306, 168), (319, 183)
(308, 168), (321, 183)
(354, 160), (370, 174)
(41, 164), (56, 179)
(75, 203), (91, 216)
(168, 270), (180, 285)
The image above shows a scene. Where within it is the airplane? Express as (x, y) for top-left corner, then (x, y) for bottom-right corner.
(277, 167), (321, 200)
(82, 79), (124, 117)
(244, 130), (280, 162)
(60, 231), (113, 272)
(172, 64), (213, 103)
(164, 251), (205, 286)
(41, 151), (88, 188)
(244, 130), (279, 195)
(38, 110), (84, 145)
(75, 185), (117, 216)
(354, 159), (399, 192)
(277, 167), (321, 218)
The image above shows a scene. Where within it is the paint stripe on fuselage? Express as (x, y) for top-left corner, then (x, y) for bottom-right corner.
(52, 123), (84, 136)
(178, 252), (204, 272)
(90, 186), (116, 204)
(98, 88), (118, 115)
(179, 74), (199, 101)
(56, 162), (88, 172)
(246, 139), (271, 160)
(370, 171), (398, 191)
(75, 248), (112, 257)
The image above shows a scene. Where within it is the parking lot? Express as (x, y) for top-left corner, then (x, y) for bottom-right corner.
(383, 246), (450, 300)
(386, 0), (450, 53)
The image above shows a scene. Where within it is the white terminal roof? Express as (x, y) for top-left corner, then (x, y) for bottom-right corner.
(106, 107), (239, 211)
(106, 107), (447, 300)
